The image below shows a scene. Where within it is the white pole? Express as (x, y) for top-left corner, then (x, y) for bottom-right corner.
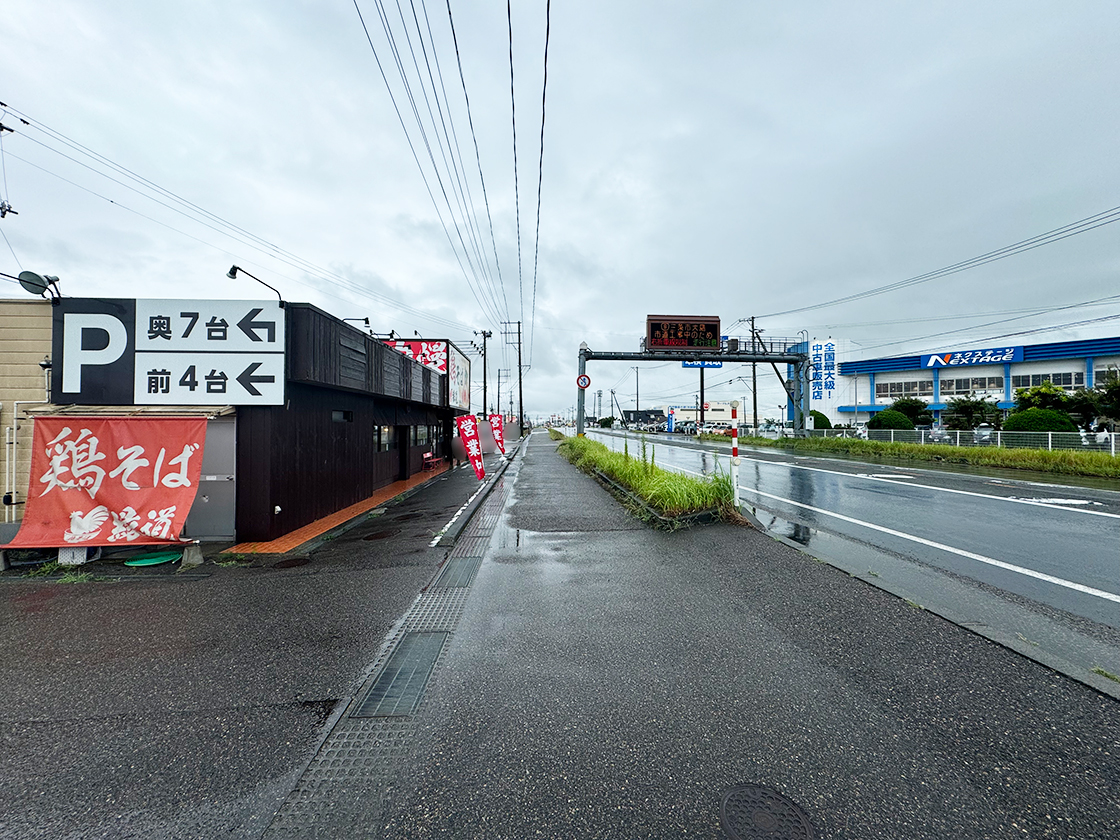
(730, 400), (740, 510)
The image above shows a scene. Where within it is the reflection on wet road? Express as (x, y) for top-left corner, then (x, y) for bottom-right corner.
(585, 430), (1120, 628)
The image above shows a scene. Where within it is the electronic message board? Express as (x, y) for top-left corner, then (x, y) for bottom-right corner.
(646, 316), (721, 352)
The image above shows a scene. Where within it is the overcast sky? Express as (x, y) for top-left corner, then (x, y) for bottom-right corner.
(4, 1), (1119, 421)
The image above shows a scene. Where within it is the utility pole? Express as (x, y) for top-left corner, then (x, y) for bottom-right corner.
(474, 329), (491, 416)
(501, 320), (525, 436)
(634, 367), (640, 420)
(750, 316), (758, 433)
(496, 369), (504, 419)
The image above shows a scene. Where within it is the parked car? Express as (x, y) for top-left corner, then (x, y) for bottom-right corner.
(928, 426), (951, 444)
(973, 423), (994, 445)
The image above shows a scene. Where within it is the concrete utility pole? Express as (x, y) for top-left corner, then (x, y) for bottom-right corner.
(474, 329), (491, 415)
(750, 316), (758, 433)
(634, 367), (639, 416)
(501, 320), (525, 436)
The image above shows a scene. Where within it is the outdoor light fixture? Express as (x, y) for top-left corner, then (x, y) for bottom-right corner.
(343, 317), (370, 327)
(227, 265), (284, 307)
(17, 271), (61, 304)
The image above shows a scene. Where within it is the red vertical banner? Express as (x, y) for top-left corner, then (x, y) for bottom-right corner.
(4, 416), (208, 548)
(455, 415), (486, 481)
(488, 414), (506, 454)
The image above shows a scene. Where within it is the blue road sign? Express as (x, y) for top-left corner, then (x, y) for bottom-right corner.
(682, 360), (723, 368)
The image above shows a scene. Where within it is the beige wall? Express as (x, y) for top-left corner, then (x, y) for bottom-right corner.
(0, 298), (53, 522)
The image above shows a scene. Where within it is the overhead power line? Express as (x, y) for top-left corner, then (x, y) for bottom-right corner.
(528, 0), (551, 368)
(0, 102), (477, 333)
(760, 204), (1120, 319)
(355, 0), (506, 328)
(507, 0), (524, 325)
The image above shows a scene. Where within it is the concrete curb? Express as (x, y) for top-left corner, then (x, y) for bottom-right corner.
(436, 441), (523, 547)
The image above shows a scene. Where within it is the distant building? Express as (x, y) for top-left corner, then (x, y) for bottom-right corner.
(827, 336), (1120, 424)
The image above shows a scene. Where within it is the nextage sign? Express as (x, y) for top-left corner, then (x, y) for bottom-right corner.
(52, 298), (286, 406)
(921, 346), (1023, 369)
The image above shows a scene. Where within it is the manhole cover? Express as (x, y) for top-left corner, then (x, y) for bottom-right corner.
(363, 529), (401, 540)
(720, 785), (815, 840)
(393, 512), (425, 521)
(273, 557), (310, 569)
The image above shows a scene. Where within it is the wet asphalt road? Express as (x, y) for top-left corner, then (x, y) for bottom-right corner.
(586, 429), (1120, 629)
(377, 433), (1120, 838)
(0, 459), (500, 840)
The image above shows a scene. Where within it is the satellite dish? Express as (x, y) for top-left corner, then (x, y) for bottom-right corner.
(18, 271), (50, 297)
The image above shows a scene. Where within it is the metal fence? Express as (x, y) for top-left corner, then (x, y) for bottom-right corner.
(803, 428), (1117, 455)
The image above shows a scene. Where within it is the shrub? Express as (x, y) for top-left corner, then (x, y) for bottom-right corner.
(888, 397), (932, 426)
(1002, 408), (1077, 432)
(809, 410), (832, 430)
(867, 409), (914, 430)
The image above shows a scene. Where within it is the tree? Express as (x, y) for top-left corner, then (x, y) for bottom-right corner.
(1002, 408), (1078, 432)
(809, 410), (832, 430)
(943, 395), (998, 430)
(1066, 388), (1102, 431)
(1096, 374), (1120, 427)
(1013, 381), (1069, 412)
(888, 397), (932, 426)
(867, 409), (914, 430)
(598, 416), (615, 428)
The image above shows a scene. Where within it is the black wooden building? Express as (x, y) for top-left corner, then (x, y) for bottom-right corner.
(235, 303), (463, 541)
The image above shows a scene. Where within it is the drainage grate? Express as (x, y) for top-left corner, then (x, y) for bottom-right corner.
(719, 784), (815, 840)
(352, 631), (448, 717)
(433, 555), (483, 588)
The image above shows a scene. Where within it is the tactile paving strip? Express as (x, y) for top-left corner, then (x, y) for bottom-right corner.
(262, 453), (517, 837)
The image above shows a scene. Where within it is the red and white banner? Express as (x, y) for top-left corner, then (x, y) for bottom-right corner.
(4, 417), (207, 548)
(488, 414), (505, 454)
(455, 415), (485, 481)
(384, 340), (448, 374)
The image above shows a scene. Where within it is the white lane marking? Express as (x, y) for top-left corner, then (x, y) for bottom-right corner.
(862, 473), (914, 479)
(1006, 498), (1101, 506)
(735, 485), (1120, 605)
(732, 451), (1120, 520)
(595, 432), (1120, 519)
(429, 466), (494, 546)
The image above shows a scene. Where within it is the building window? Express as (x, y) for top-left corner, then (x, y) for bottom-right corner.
(331, 410), (353, 423)
(379, 426), (396, 451)
(413, 425), (429, 446)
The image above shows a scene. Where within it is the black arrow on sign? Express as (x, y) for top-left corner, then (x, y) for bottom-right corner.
(237, 308), (276, 342)
(237, 362), (275, 396)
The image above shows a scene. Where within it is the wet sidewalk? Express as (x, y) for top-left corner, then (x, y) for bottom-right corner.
(265, 431), (1120, 838)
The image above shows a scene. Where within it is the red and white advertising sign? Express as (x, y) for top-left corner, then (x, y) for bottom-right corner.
(455, 415), (486, 481)
(4, 417), (207, 548)
(385, 340), (448, 374)
(488, 414), (505, 454)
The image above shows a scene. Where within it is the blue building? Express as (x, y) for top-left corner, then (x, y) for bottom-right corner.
(832, 336), (1120, 423)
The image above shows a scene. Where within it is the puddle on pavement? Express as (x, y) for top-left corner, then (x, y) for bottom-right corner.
(745, 505), (816, 546)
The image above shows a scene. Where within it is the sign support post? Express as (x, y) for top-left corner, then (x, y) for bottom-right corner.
(576, 344), (588, 436)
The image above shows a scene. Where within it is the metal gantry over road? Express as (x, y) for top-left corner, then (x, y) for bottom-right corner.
(574, 343), (811, 437)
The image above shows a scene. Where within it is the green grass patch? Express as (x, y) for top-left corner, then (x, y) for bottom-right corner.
(557, 435), (735, 519)
(706, 434), (1120, 479)
(1091, 666), (1120, 684)
(548, 428), (566, 441)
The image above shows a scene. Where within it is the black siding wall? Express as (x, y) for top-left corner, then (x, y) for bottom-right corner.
(237, 382), (445, 541)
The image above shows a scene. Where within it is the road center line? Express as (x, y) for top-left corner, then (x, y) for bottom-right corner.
(735, 484), (1120, 605)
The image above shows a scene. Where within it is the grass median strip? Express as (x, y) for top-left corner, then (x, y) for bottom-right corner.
(698, 434), (1120, 479)
(555, 434), (735, 520)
